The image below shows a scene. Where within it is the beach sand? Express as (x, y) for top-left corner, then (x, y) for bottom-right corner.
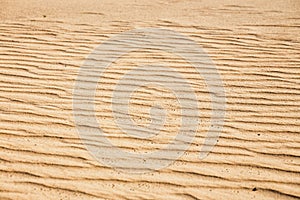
(0, 0), (299, 199)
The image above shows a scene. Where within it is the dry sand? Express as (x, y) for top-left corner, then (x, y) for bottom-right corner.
(0, 0), (300, 199)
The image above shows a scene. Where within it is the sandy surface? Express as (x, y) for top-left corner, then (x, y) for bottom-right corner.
(0, 0), (300, 199)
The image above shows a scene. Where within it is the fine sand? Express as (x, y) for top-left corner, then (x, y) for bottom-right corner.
(0, 0), (300, 199)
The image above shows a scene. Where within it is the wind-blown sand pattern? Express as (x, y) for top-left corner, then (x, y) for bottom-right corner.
(0, 0), (300, 199)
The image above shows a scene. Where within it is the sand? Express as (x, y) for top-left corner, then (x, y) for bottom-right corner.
(0, 0), (300, 199)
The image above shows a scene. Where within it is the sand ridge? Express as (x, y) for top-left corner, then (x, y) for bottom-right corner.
(0, 0), (299, 199)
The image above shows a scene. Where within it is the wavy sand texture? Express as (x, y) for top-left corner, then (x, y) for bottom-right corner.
(0, 0), (300, 199)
